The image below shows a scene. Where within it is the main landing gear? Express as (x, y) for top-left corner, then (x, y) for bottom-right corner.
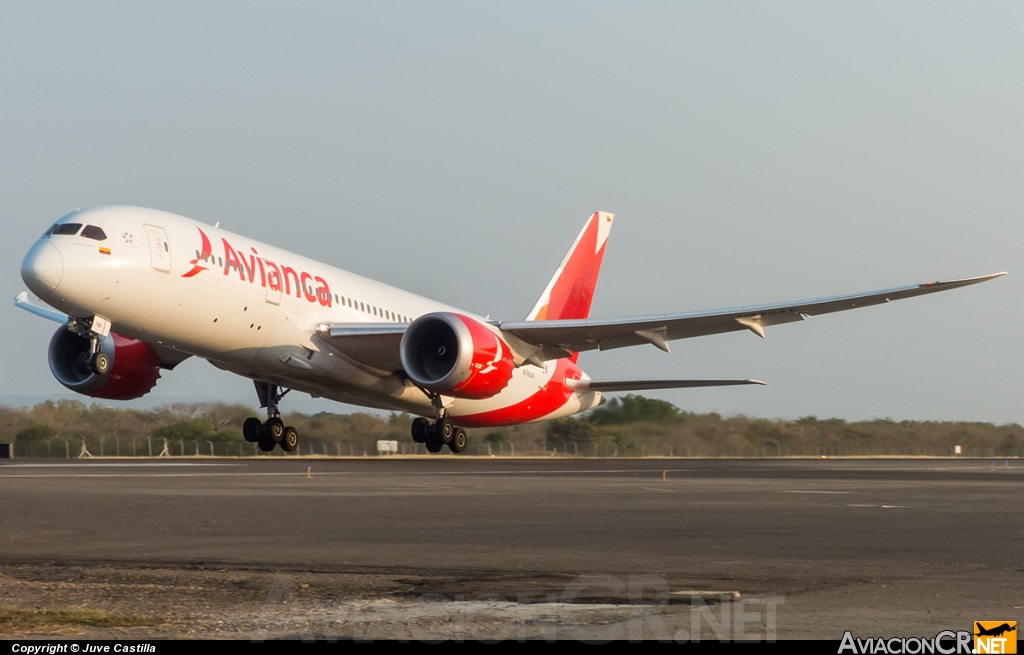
(244, 383), (299, 453)
(410, 394), (468, 454)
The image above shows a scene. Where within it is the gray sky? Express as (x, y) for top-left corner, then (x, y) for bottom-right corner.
(2, 2), (1021, 423)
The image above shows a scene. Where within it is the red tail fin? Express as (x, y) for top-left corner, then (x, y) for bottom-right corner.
(526, 211), (614, 321)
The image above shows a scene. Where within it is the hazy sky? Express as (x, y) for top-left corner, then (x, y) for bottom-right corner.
(2, 2), (1021, 423)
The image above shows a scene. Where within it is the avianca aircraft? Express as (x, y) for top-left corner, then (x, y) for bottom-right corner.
(17, 206), (1004, 453)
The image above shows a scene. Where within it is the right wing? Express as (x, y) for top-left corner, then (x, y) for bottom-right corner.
(498, 272), (1006, 357)
(15, 291), (68, 323)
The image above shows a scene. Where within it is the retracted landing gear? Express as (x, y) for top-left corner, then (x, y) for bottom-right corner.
(411, 394), (468, 454)
(245, 382), (300, 453)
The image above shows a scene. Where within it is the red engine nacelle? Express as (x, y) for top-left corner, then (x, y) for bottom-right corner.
(400, 312), (515, 399)
(48, 327), (162, 400)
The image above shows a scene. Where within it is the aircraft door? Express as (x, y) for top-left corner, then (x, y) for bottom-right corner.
(143, 225), (172, 272)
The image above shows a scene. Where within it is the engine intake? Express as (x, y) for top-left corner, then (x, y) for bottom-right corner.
(400, 312), (514, 399)
(48, 327), (162, 400)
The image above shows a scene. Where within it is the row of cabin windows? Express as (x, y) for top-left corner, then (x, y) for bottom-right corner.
(45, 223), (107, 241)
(333, 294), (410, 323)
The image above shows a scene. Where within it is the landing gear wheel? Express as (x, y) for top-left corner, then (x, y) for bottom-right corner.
(90, 351), (110, 375)
(411, 418), (430, 443)
(76, 351), (92, 376)
(265, 417), (285, 442)
(243, 417), (262, 443)
(448, 428), (467, 454)
(435, 417), (454, 444)
(257, 434), (276, 452)
(280, 427), (299, 452)
(425, 438), (444, 453)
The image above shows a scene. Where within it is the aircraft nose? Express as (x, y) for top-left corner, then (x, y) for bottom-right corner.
(21, 240), (64, 296)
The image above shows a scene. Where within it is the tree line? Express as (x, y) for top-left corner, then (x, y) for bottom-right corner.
(0, 396), (1020, 458)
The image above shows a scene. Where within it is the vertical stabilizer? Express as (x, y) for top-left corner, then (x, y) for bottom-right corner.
(525, 211), (614, 321)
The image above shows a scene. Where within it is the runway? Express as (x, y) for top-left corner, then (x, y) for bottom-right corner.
(0, 457), (1020, 639)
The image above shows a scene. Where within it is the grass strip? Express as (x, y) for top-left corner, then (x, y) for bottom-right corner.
(0, 606), (161, 635)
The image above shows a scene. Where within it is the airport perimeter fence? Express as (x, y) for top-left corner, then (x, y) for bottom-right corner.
(2, 434), (1022, 459)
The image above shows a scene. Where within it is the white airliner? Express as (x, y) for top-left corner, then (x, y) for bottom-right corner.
(17, 206), (1004, 453)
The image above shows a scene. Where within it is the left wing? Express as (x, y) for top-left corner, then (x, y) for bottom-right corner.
(311, 272), (1005, 371)
(315, 322), (407, 372)
(499, 272), (1006, 356)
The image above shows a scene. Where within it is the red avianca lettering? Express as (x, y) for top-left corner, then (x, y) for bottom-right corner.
(182, 227), (332, 307)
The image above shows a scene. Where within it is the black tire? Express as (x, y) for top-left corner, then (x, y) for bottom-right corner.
(90, 351), (110, 375)
(411, 417), (430, 443)
(257, 434), (276, 452)
(265, 417), (285, 442)
(280, 427), (298, 452)
(425, 438), (443, 453)
(75, 351), (92, 376)
(448, 428), (467, 454)
(435, 417), (454, 444)
(243, 417), (262, 443)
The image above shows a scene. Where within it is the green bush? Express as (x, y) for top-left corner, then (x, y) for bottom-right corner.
(16, 423), (58, 441)
(152, 418), (236, 442)
(589, 394), (686, 425)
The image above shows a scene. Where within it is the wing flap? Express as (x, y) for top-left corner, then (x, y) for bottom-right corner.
(501, 272), (1006, 354)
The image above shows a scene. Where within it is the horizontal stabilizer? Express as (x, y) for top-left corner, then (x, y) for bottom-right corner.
(567, 378), (765, 393)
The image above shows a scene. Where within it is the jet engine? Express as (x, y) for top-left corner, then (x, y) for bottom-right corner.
(48, 326), (162, 400)
(400, 312), (515, 399)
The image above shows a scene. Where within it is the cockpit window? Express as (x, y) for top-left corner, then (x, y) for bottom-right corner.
(43, 224), (58, 236)
(81, 225), (107, 241)
(51, 223), (82, 236)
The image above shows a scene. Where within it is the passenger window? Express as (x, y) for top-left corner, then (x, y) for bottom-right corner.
(81, 225), (107, 241)
(52, 223), (82, 236)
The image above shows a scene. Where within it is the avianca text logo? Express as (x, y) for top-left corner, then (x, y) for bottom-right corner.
(181, 227), (333, 307)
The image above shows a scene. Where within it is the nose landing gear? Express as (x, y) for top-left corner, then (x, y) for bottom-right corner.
(245, 383), (300, 453)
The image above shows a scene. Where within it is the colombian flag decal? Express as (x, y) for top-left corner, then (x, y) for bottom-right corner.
(99, 247), (111, 256)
